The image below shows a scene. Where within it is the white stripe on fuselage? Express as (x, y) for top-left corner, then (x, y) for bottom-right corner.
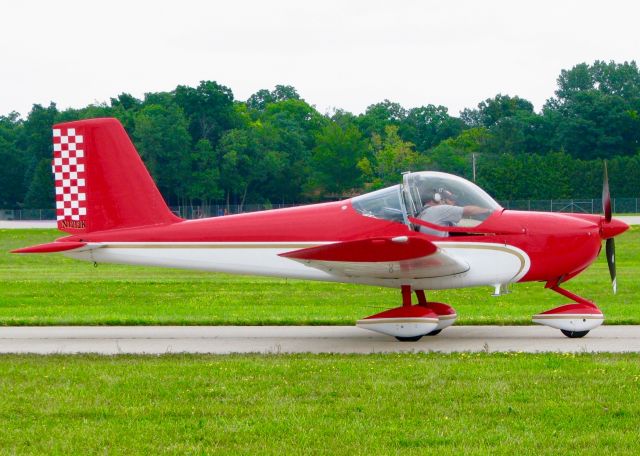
(65, 241), (530, 289)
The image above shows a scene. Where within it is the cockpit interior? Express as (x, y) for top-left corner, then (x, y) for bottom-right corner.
(351, 171), (501, 235)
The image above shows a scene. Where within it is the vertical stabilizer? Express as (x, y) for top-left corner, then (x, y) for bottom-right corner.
(52, 118), (181, 234)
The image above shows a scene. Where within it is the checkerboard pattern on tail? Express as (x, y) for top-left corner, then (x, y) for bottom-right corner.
(52, 128), (87, 224)
(50, 118), (180, 234)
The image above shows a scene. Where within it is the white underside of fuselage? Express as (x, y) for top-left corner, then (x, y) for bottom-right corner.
(65, 241), (531, 290)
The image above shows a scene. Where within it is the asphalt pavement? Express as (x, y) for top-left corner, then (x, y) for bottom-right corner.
(0, 325), (638, 354)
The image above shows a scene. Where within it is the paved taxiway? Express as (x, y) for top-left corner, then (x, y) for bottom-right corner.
(1, 326), (638, 354)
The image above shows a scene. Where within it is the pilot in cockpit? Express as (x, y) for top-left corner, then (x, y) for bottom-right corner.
(417, 188), (491, 236)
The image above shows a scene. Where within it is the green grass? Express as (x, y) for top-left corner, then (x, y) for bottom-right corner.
(1, 227), (639, 325)
(0, 353), (638, 455)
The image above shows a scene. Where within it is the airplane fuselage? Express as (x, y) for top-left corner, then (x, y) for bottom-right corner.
(58, 200), (612, 290)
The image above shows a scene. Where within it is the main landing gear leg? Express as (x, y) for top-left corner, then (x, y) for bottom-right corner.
(532, 285), (604, 338)
(394, 286), (424, 341)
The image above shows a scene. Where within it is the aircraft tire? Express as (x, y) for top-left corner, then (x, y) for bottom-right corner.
(561, 329), (589, 338)
(395, 335), (423, 342)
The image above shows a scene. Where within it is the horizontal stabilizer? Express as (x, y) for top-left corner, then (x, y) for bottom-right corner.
(11, 241), (88, 254)
(280, 236), (468, 279)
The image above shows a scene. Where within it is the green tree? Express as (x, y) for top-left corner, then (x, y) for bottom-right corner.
(401, 105), (465, 152)
(55, 103), (117, 124)
(23, 159), (54, 209)
(360, 125), (423, 188)
(553, 63), (594, 102)
(477, 152), (573, 200)
(175, 81), (237, 147)
(186, 139), (223, 208)
(133, 104), (191, 204)
(356, 100), (406, 138)
(0, 113), (27, 207)
(461, 94), (535, 128)
(259, 99), (327, 199)
(246, 85), (301, 111)
(428, 128), (489, 179)
(546, 89), (640, 159)
(109, 93), (143, 134)
(310, 122), (368, 195)
(22, 103), (58, 207)
(218, 123), (287, 209)
(609, 154), (640, 197)
(486, 111), (550, 155)
(544, 61), (640, 159)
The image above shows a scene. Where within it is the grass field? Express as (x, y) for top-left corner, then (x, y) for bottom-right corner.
(0, 353), (638, 455)
(3, 232), (640, 455)
(1, 227), (639, 325)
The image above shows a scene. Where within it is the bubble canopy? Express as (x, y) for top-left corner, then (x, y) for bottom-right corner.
(351, 171), (501, 228)
(402, 171), (501, 217)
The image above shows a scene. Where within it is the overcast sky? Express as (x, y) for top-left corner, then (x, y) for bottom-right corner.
(1, 0), (639, 118)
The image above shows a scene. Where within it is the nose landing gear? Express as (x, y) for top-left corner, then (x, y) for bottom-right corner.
(532, 285), (604, 338)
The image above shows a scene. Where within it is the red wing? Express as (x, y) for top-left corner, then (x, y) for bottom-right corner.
(279, 236), (468, 279)
(280, 236), (436, 262)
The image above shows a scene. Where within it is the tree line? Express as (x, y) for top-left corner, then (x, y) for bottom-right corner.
(1, 60), (639, 211)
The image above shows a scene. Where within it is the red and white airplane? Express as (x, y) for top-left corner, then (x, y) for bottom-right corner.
(13, 118), (629, 341)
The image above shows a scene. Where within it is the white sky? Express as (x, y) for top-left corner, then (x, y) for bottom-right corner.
(1, 0), (639, 118)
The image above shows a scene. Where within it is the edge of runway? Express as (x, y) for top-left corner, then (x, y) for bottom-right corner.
(0, 325), (638, 354)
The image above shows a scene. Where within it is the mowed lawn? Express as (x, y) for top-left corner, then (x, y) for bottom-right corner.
(2, 232), (640, 455)
(0, 353), (638, 455)
(1, 227), (639, 325)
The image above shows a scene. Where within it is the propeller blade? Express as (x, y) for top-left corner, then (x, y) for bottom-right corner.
(606, 238), (617, 294)
(602, 161), (612, 222)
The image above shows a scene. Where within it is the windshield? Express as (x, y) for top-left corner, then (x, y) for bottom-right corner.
(351, 185), (407, 224)
(403, 171), (501, 235)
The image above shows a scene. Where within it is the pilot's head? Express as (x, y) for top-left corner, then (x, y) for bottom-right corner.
(425, 188), (455, 206)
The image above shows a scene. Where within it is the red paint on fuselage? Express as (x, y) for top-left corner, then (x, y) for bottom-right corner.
(62, 201), (409, 243)
(494, 210), (603, 282)
(57, 200), (617, 286)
